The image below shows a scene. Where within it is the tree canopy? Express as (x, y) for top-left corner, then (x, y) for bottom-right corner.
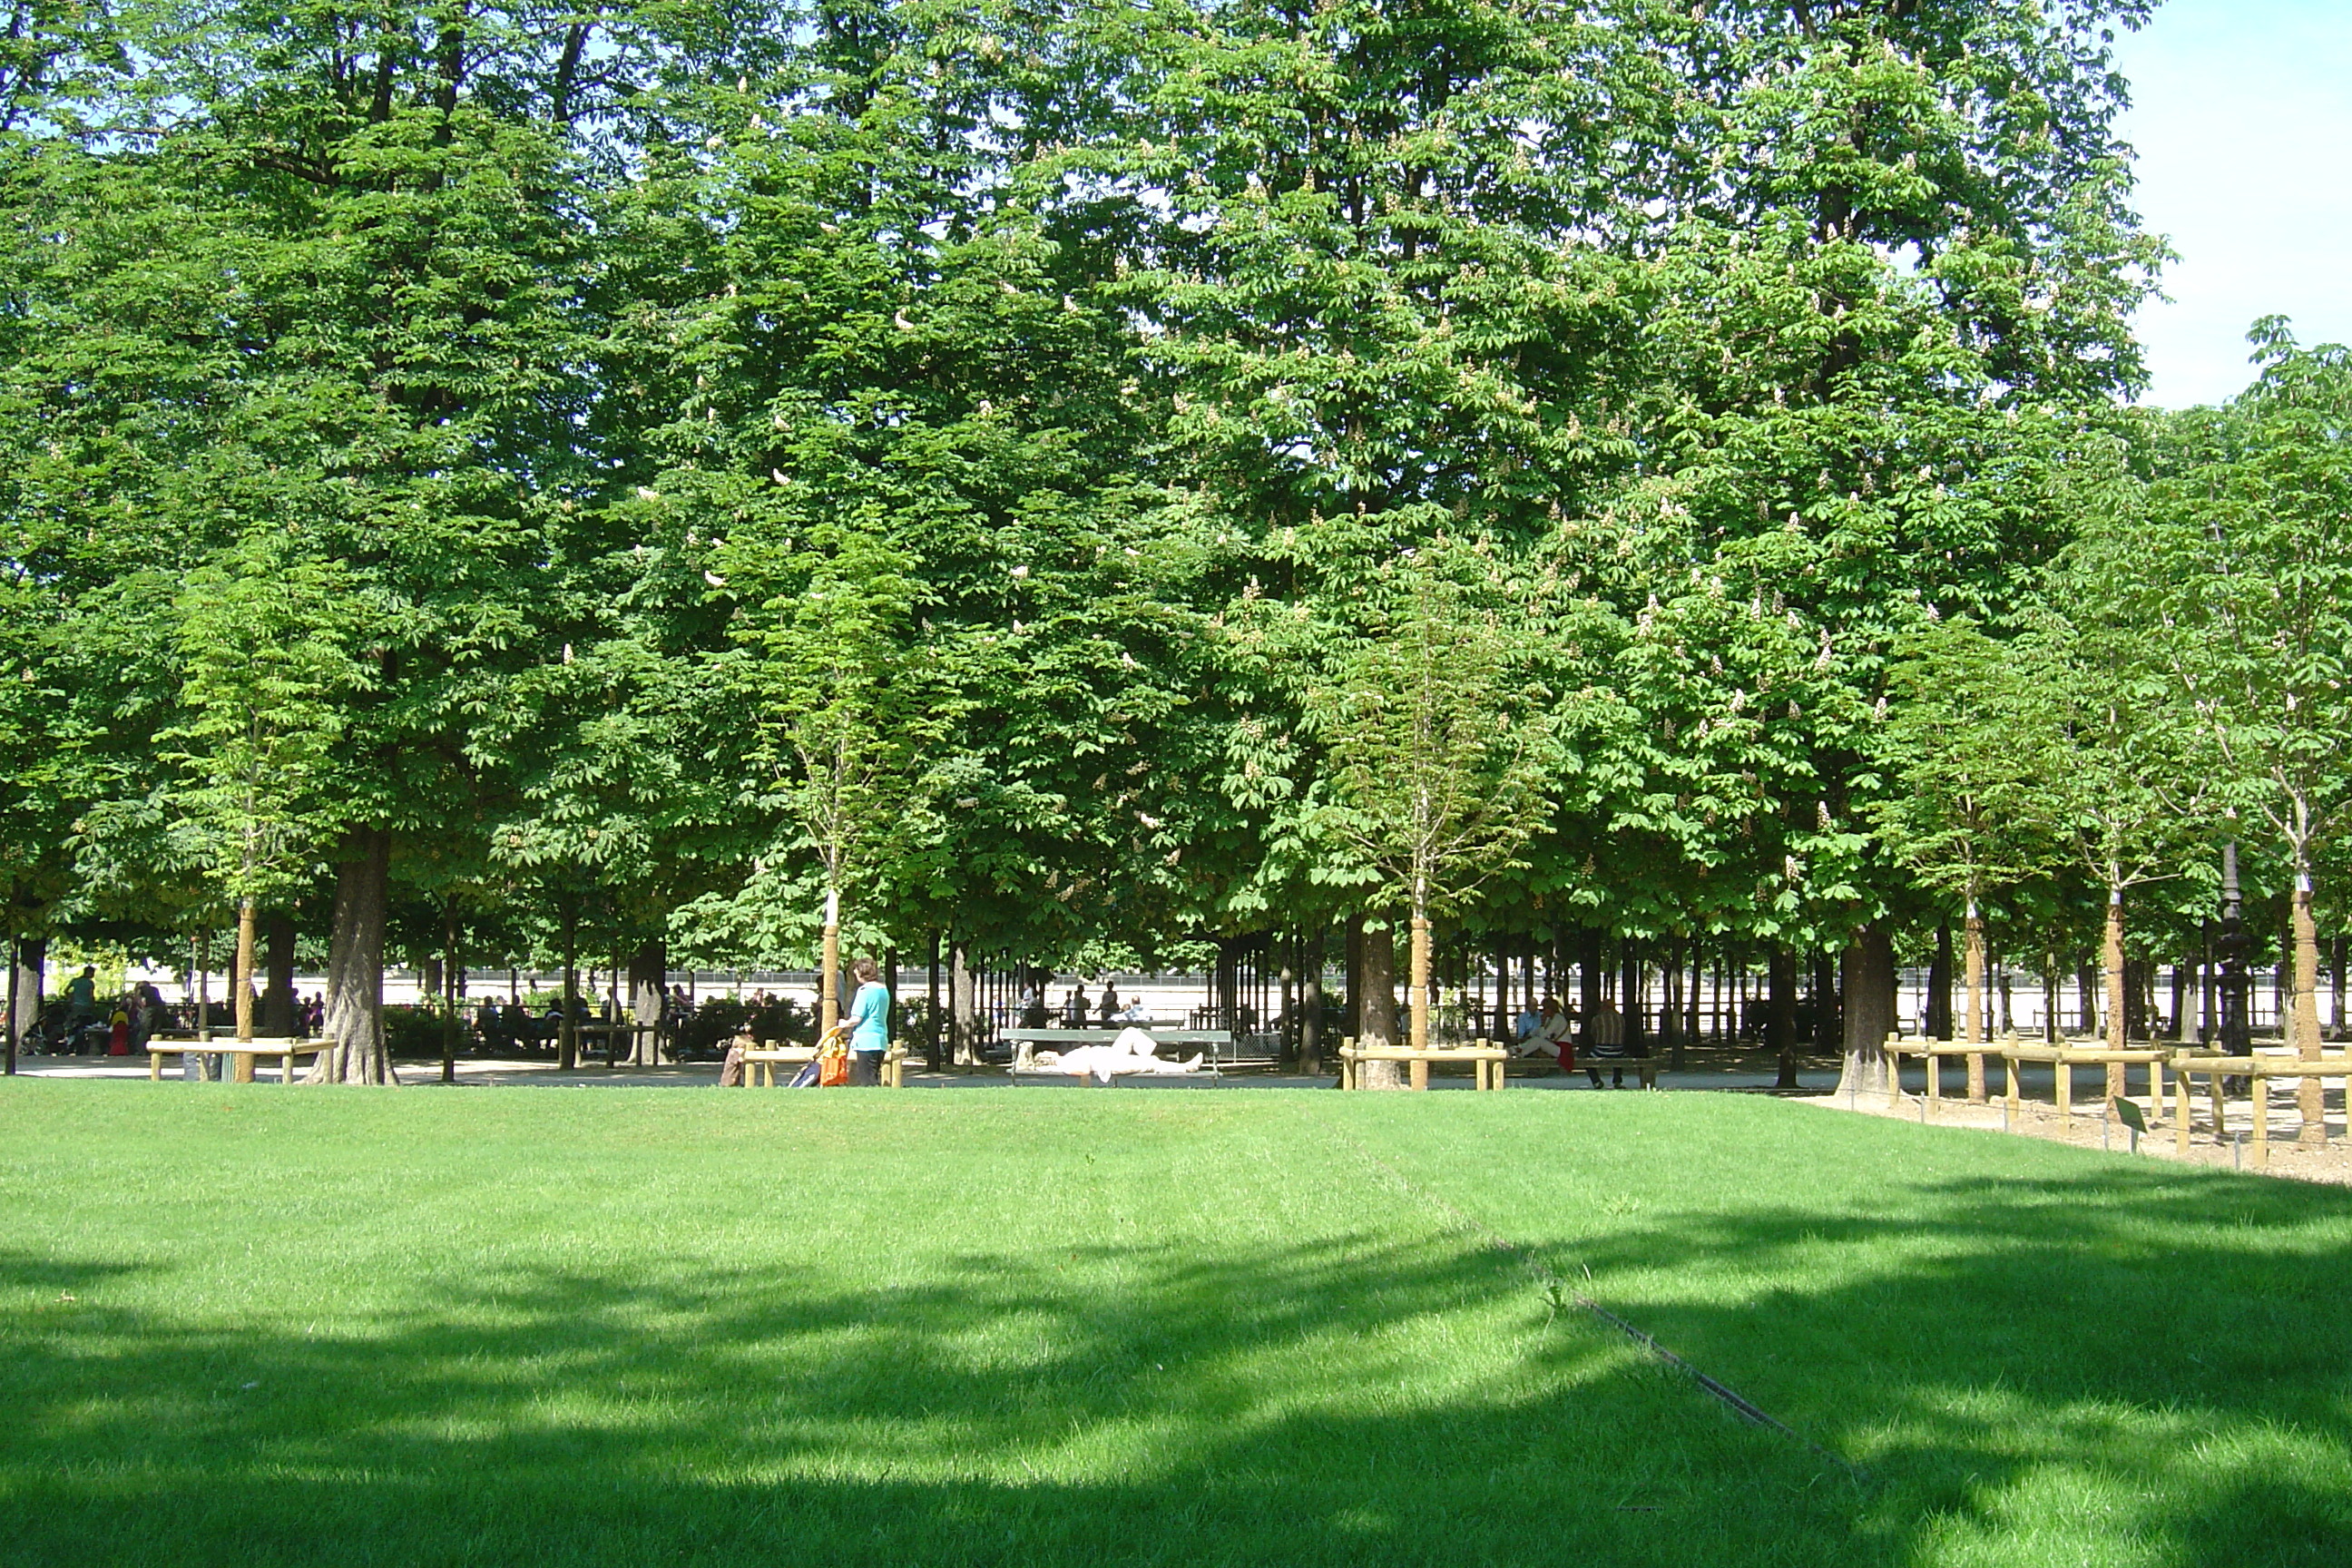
(5, 0), (2344, 1077)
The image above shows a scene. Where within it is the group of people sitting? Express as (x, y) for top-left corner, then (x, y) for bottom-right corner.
(1017, 981), (1151, 1030)
(1511, 995), (1640, 1089)
(25, 968), (329, 1056)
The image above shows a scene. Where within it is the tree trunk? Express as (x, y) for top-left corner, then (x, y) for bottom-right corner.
(1665, 941), (1686, 1071)
(1407, 913), (1432, 1089)
(1687, 944), (1702, 1048)
(630, 937), (666, 1068)
(1927, 920), (1953, 1040)
(233, 896), (259, 1064)
(2102, 887), (2127, 1102)
(2331, 935), (2346, 1042)
(441, 901), (461, 1083)
(8, 933), (41, 1059)
(1812, 951), (1841, 1054)
(2171, 951), (2190, 1041)
(1359, 920), (1401, 1089)
(1622, 939), (1644, 1065)
(1963, 900), (1988, 1101)
(558, 895), (579, 1073)
(925, 931), (943, 1071)
(1526, 946), (1541, 1038)
(194, 931), (211, 1039)
(949, 936), (975, 1066)
(2076, 961), (2099, 1036)
(2200, 922), (2217, 1044)
(1579, 926), (1603, 1060)
(1344, 915), (1364, 1047)
(1493, 940), (1512, 1045)
(318, 829), (389, 1083)
(261, 913), (298, 1035)
(1834, 925), (1896, 1100)
(1769, 944), (1798, 1088)
(1300, 926), (1326, 1075)
(2292, 873), (2325, 1146)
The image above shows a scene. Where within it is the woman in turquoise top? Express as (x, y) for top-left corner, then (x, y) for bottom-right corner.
(843, 956), (891, 1085)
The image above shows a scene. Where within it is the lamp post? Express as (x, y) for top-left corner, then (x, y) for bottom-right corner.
(2218, 842), (2253, 1062)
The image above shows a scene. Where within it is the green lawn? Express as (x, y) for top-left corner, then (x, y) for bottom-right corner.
(2, 1082), (2347, 1566)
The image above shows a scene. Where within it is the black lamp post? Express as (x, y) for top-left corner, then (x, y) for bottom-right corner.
(2218, 841), (2253, 1060)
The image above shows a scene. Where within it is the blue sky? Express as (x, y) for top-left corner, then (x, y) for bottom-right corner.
(2111, 0), (2352, 407)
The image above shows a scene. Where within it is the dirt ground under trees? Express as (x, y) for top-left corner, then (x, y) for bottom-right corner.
(1808, 1085), (2352, 1187)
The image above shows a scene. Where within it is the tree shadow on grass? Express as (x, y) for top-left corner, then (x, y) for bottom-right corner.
(1479, 1158), (2352, 1567)
(4, 1149), (2348, 1564)
(0, 1228), (1856, 1567)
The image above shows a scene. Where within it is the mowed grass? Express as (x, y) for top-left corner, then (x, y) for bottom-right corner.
(1, 1083), (2347, 1567)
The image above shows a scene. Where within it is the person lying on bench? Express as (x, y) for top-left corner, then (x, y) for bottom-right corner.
(1029, 1026), (1203, 1084)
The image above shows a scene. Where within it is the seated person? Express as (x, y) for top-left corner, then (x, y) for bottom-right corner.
(1538, 998), (1576, 1065)
(1585, 1000), (1627, 1088)
(1114, 995), (1150, 1024)
(1510, 997), (1559, 1057)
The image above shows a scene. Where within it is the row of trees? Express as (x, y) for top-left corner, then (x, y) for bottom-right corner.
(3, 0), (2345, 1100)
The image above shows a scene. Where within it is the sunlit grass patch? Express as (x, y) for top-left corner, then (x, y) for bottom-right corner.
(1, 1082), (2345, 1565)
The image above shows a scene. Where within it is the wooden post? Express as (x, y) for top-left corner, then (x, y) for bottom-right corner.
(2292, 875), (2325, 1145)
(2055, 1046), (2072, 1121)
(2176, 1069), (2192, 1155)
(1408, 915), (1432, 1091)
(233, 895), (259, 1077)
(819, 889), (840, 1038)
(1963, 900), (1988, 1101)
(2252, 1070), (2269, 1169)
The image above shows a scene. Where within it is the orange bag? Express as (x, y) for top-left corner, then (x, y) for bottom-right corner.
(817, 1039), (850, 1087)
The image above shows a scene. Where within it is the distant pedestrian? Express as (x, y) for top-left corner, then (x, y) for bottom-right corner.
(1096, 983), (1118, 1026)
(1063, 988), (1088, 1028)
